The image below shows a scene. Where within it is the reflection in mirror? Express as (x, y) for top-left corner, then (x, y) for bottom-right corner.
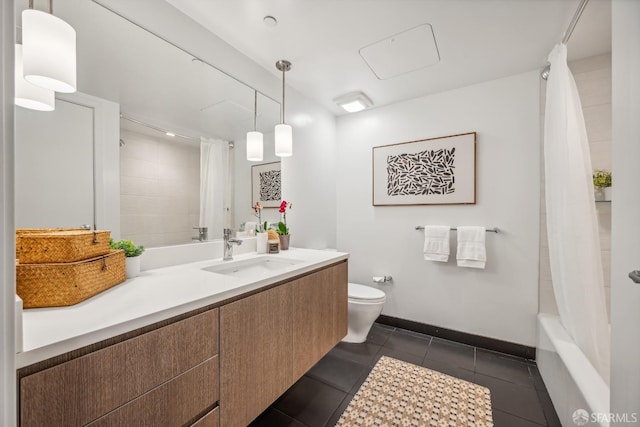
(14, 0), (281, 248)
(119, 117), (202, 247)
(15, 98), (94, 229)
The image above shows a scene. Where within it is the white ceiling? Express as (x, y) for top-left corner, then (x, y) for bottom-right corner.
(166, 0), (612, 115)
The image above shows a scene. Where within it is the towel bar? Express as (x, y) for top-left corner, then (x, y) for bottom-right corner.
(415, 226), (500, 233)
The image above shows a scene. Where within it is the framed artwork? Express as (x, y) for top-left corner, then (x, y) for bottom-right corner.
(251, 161), (281, 208)
(372, 132), (476, 206)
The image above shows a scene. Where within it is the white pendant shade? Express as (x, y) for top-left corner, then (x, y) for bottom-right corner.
(22, 9), (77, 93)
(246, 131), (264, 161)
(15, 44), (55, 112)
(275, 124), (292, 157)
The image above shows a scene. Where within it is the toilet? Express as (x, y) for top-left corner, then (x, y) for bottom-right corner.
(342, 283), (386, 343)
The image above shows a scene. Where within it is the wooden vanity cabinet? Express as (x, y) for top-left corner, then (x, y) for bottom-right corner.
(18, 260), (347, 427)
(220, 261), (348, 427)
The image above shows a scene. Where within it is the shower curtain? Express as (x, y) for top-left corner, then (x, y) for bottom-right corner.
(200, 137), (230, 240)
(543, 44), (610, 383)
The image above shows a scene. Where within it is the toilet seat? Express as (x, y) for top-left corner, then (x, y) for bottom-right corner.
(348, 283), (386, 303)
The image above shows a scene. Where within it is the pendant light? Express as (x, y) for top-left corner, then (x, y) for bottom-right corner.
(246, 91), (264, 161)
(15, 44), (55, 111)
(22, 0), (77, 93)
(275, 60), (292, 157)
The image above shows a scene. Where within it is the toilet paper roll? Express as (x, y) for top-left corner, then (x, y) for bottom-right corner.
(373, 276), (392, 283)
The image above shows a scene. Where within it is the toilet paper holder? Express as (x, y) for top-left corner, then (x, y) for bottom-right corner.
(373, 276), (393, 283)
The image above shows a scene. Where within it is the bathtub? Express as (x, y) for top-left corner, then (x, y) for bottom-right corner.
(537, 314), (610, 427)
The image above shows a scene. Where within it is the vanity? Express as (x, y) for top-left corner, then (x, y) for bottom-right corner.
(16, 248), (348, 427)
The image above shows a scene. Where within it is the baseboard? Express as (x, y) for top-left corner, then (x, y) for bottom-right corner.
(376, 314), (536, 360)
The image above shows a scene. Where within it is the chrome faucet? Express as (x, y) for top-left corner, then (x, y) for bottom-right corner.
(193, 227), (208, 242)
(223, 228), (242, 261)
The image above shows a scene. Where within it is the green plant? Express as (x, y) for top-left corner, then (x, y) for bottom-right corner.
(109, 239), (145, 257)
(593, 169), (612, 188)
(277, 221), (289, 236)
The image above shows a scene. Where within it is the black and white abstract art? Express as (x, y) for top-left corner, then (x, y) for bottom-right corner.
(259, 170), (281, 201)
(251, 161), (281, 208)
(373, 133), (476, 205)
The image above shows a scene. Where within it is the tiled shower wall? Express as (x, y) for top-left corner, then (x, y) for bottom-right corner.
(539, 53), (612, 320)
(120, 129), (200, 248)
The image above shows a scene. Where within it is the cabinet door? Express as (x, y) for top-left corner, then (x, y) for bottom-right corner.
(293, 261), (348, 379)
(220, 283), (293, 427)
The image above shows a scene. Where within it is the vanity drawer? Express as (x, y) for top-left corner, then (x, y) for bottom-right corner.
(88, 356), (219, 427)
(192, 406), (219, 427)
(20, 308), (219, 426)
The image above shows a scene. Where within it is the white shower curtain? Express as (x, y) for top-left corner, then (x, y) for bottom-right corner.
(543, 44), (610, 383)
(200, 137), (230, 240)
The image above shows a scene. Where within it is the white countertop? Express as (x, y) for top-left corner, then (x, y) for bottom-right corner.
(17, 248), (348, 369)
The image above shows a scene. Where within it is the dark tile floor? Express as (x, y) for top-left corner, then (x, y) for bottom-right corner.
(250, 323), (561, 427)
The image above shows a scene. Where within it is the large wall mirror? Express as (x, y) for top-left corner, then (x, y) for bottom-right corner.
(14, 0), (280, 247)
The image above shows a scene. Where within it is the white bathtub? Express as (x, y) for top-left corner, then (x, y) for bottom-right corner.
(537, 314), (610, 427)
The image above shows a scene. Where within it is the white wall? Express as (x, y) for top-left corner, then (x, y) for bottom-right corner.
(0, 2), (16, 425)
(282, 94), (338, 249)
(336, 71), (541, 346)
(610, 0), (640, 420)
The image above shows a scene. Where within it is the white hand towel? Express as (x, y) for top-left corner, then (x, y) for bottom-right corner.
(456, 226), (486, 268)
(424, 226), (450, 262)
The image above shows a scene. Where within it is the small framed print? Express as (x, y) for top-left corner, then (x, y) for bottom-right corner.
(251, 161), (281, 208)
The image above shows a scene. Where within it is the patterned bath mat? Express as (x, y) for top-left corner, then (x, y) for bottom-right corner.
(336, 356), (493, 427)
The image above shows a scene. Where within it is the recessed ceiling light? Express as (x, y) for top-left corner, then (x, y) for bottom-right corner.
(165, 132), (175, 137)
(263, 16), (278, 27)
(333, 92), (373, 113)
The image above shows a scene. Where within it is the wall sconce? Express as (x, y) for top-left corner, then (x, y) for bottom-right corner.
(246, 90), (264, 161)
(15, 44), (55, 111)
(334, 91), (373, 113)
(275, 60), (292, 157)
(21, 0), (76, 93)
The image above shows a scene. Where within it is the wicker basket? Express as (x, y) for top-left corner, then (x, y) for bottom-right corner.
(16, 250), (126, 308)
(16, 228), (111, 264)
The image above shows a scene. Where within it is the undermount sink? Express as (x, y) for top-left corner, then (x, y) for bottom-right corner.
(202, 256), (303, 278)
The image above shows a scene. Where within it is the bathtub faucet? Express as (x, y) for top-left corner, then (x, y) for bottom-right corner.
(193, 227), (208, 242)
(223, 228), (242, 261)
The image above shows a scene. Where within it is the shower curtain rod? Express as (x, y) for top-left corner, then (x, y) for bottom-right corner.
(541, 0), (590, 80)
(119, 114), (235, 147)
(561, 0), (590, 45)
(120, 114), (198, 141)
